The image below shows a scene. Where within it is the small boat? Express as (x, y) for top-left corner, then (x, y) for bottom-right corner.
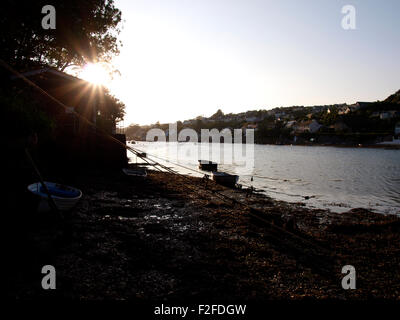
(136, 152), (147, 158)
(198, 160), (218, 172)
(211, 171), (239, 187)
(122, 168), (147, 180)
(27, 182), (82, 212)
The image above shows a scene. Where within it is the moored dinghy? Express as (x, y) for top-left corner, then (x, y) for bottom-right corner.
(27, 182), (82, 212)
(122, 168), (147, 180)
(198, 160), (218, 172)
(211, 171), (239, 187)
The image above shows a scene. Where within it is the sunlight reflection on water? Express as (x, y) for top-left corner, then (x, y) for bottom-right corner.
(128, 142), (400, 215)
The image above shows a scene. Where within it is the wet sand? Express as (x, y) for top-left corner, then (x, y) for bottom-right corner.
(11, 169), (400, 300)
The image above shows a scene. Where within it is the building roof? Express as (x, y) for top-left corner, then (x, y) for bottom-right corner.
(10, 67), (86, 83)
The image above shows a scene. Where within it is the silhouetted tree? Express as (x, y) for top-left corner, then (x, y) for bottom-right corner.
(1, 0), (122, 71)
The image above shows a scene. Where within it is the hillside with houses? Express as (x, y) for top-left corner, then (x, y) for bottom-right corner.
(126, 90), (400, 146)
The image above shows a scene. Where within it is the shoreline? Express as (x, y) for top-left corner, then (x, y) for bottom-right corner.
(130, 140), (400, 150)
(10, 169), (400, 300)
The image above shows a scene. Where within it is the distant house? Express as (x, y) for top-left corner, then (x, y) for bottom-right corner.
(312, 106), (323, 113)
(338, 106), (351, 115)
(380, 112), (393, 120)
(309, 120), (322, 133)
(349, 104), (360, 112)
(285, 120), (297, 129)
(356, 102), (374, 109)
(346, 101), (372, 112)
(245, 116), (261, 122)
(274, 112), (285, 120)
(395, 122), (400, 137)
(295, 120), (322, 133)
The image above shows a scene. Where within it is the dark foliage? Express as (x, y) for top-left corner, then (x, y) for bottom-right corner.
(1, 0), (122, 70)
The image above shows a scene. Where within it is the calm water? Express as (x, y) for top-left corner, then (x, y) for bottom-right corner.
(128, 142), (400, 215)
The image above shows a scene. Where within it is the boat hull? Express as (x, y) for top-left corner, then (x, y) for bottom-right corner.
(27, 182), (82, 212)
(198, 160), (218, 172)
(122, 168), (147, 181)
(211, 172), (239, 187)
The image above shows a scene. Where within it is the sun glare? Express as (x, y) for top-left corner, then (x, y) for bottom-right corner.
(80, 63), (110, 86)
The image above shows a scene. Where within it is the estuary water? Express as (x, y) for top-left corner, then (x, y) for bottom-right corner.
(128, 142), (400, 215)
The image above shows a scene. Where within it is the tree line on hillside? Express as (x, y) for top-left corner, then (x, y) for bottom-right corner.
(125, 92), (400, 145)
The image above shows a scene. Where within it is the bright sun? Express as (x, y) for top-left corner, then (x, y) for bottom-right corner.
(80, 63), (110, 86)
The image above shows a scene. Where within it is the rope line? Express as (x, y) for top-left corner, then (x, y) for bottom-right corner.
(133, 147), (259, 191)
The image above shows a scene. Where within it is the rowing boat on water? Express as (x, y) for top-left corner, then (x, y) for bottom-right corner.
(198, 160), (218, 172)
(211, 171), (239, 187)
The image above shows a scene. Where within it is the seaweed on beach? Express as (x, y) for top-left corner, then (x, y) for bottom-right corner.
(8, 169), (400, 300)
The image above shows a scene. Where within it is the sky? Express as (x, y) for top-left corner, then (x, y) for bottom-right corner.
(105, 0), (400, 126)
